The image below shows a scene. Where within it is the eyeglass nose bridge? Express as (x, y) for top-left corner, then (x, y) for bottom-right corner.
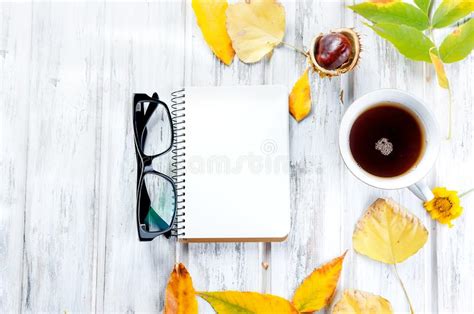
(143, 163), (154, 173)
(136, 155), (153, 174)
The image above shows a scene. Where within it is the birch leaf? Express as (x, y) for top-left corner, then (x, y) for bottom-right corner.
(414, 0), (431, 13)
(439, 18), (474, 63)
(192, 0), (235, 65)
(367, 23), (434, 62)
(432, 0), (474, 28)
(349, 2), (430, 30)
(292, 252), (346, 312)
(164, 263), (198, 314)
(289, 69), (312, 122)
(332, 290), (393, 314)
(198, 291), (298, 314)
(429, 48), (450, 89)
(226, 0), (285, 63)
(353, 198), (428, 264)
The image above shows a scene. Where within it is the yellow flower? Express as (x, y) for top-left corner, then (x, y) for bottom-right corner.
(424, 187), (463, 227)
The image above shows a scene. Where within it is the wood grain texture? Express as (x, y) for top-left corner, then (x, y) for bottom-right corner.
(18, 2), (104, 311)
(429, 8), (474, 311)
(0, 3), (31, 312)
(0, 1), (472, 313)
(270, 0), (348, 303)
(98, 2), (185, 312)
(434, 56), (474, 312)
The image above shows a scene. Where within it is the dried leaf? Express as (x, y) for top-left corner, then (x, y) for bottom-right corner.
(192, 0), (235, 65)
(439, 18), (474, 63)
(367, 23), (434, 62)
(226, 0), (285, 63)
(289, 69), (311, 122)
(164, 263), (198, 314)
(429, 48), (450, 89)
(432, 0), (474, 29)
(349, 2), (430, 30)
(353, 198), (428, 264)
(332, 289), (393, 314)
(292, 252), (346, 312)
(198, 291), (298, 314)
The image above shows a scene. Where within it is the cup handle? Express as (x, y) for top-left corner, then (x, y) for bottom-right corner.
(408, 181), (433, 202)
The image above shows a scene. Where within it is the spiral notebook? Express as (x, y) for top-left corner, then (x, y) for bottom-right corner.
(171, 85), (290, 242)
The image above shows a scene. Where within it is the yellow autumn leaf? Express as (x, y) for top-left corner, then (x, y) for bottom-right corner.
(289, 68), (312, 122)
(226, 0), (285, 63)
(192, 0), (235, 65)
(164, 263), (198, 314)
(198, 291), (298, 314)
(370, 0), (401, 4)
(429, 48), (450, 89)
(332, 289), (393, 314)
(353, 198), (428, 264)
(292, 252), (346, 312)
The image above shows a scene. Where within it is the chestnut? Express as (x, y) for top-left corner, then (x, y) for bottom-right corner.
(309, 28), (361, 78)
(316, 33), (352, 70)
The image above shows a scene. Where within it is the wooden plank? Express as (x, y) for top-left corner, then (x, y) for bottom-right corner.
(184, 0), (264, 311)
(19, 3), (104, 312)
(0, 3), (32, 312)
(98, 2), (186, 312)
(429, 21), (474, 312)
(433, 56), (474, 313)
(270, 0), (348, 302)
(346, 3), (436, 312)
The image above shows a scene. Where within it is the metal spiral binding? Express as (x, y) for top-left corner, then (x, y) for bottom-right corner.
(170, 89), (186, 237)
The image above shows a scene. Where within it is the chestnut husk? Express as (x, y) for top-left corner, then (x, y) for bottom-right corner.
(309, 28), (361, 78)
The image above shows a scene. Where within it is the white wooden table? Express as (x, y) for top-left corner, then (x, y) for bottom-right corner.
(1, 1), (473, 313)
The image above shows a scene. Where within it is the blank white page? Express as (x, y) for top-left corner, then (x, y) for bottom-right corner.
(181, 85), (290, 241)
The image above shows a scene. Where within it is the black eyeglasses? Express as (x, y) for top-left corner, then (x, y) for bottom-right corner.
(133, 92), (179, 241)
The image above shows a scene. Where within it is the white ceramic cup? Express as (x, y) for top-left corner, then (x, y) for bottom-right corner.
(339, 89), (440, 201)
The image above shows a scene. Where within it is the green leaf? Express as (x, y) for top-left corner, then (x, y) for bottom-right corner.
(432, 0), (474, 28)
(367, 23), (435, 62)
(414, 0), (431, 13)
(349, 2), (430, 30)
(439, 18), (474, 63)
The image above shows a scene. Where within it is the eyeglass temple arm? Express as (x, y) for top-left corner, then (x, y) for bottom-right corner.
(133, 93), (160, 148)
(133, 92), (164, 126)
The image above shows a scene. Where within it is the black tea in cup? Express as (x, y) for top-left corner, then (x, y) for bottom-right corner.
(349, 103), (425, 178)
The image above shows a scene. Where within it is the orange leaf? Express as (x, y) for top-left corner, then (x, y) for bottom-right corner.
(289, 68), (312, 122)
(164, 263), (198, 314)
(192, 0), (235, 65)
(292, 252), (346, 312)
